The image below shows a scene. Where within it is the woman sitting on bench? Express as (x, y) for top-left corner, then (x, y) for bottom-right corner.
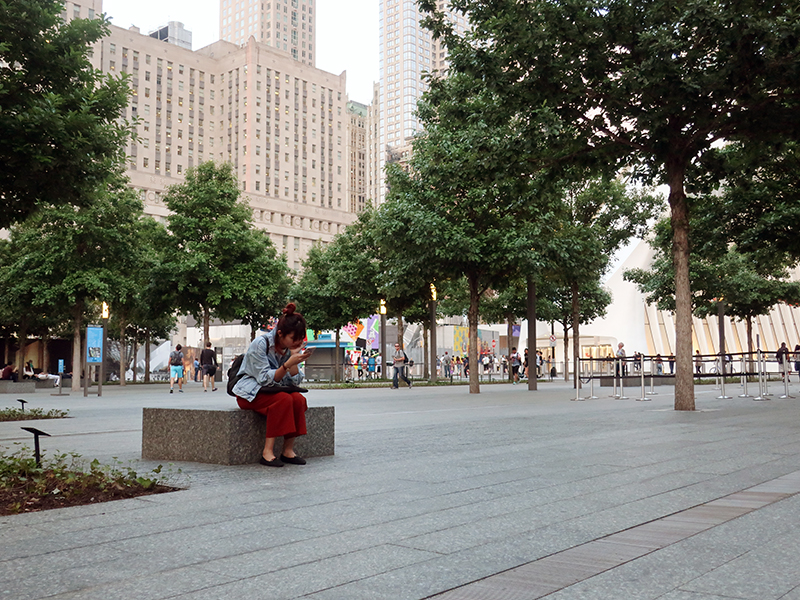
(233, 303), (314, 468)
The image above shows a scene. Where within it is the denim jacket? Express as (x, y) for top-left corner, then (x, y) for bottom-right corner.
(232, 330), (304, 401)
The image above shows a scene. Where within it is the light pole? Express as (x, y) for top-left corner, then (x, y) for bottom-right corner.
(100, 302), (109, 397)
(429, 284), (437, 383)
(379, 299), (387, 380)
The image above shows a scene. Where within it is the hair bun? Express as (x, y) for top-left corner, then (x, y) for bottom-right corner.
(283, 303), (296, 316)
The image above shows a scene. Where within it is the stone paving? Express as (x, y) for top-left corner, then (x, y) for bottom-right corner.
(1, 376), (800, 599)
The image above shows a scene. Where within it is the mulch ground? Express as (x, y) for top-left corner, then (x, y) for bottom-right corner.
(1, 483), (179, 515)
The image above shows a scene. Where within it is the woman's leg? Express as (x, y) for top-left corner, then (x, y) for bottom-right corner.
(240, 392), (307, 461)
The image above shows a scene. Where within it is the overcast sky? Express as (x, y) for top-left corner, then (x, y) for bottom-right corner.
(102, 0), (379, 104)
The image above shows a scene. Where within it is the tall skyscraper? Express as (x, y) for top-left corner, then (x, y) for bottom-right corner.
(219, 0), (316, 66)
(375, 0), (468, 203)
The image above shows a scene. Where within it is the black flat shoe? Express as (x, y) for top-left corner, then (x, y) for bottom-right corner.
(259, 456), (284, 467)
(279, 454), (306, 465)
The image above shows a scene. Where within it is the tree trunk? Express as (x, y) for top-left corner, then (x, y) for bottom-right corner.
(144, 329), (151, 384)
(71, 303), (83, 391)
(119, 317), (127, 387)
(42, 334), (50, 374)
(668, 161), (695, 411)
(334, 328), (341, 383)
(572, 282), (581, 390)
(16, 319), (28, 375)
(527, 276), (537, 391)
(746, 316), (754, 373)
(468, 273), (480, 394)
(563, 325), (570, 381)
(132, 337), (138, 383)
(397, 312), (404, 347)
(251, 325), (257, 341)
(507, 313), (514, 382)
(203, 306), (211, 347)
(422, 324), (429, 380)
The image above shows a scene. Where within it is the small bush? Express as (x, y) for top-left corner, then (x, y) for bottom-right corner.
(0, 407), (69, 422)
(0, 446), (179, 515)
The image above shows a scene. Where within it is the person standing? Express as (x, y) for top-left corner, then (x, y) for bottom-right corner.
(169, 344), (184, 393)
(777, 342), (790, 382)
(200, 341), (218, 392)
(443, 351), (452, 379)
(392, 343), (412, 389)
(794, 345), (800, 380)
(615, 342), (627, 377)
(668, 354), (675, 374)
(695, 350), (703, 374)
(509, 347), (521, 384)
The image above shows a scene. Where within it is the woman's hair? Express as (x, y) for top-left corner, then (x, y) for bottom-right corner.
(276, 303), (307, 340)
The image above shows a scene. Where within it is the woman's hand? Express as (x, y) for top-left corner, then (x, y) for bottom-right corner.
(289, 346), (314, 366)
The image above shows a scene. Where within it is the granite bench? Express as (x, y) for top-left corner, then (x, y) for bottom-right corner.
(0, 380), (36, 394)
(141, 405), (334, 465)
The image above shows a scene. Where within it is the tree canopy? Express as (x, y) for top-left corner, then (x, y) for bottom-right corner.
(160, 161), (289, 344)
(420, 0), (800, 409)
(0, 0), (131, 227)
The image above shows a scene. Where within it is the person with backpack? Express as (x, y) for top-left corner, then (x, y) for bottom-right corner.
(200, 341), (218, 392)
(232, 303), (314, 467)
(391, 342), (412, 389)
(169, 344), (184, 393)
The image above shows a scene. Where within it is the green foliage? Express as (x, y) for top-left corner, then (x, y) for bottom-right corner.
(419, 0), (800, 408)
(0, 407), (69, 422)
(625, 216), (800, 320)
(0, 175), (146, 335)
(160, 162), (290, 335)
(0, 447), (177, 514)
(294, 225), (379, 333)
(0, 0), (132, 228)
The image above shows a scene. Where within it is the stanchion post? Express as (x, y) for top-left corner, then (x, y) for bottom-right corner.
(637, 355), (648, 401)
(611, 358), (619, 398)
(780, 353), (793, 399)
(754, 349), (768, 401)
(647, 355), (657, 395)
(763, 349), (773, 396)
(619, 359), (628, 399)
(739, 354), (751, 398)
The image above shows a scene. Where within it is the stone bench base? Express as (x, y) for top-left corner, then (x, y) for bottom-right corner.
(141, 406), (334, 465)
(0, 381), (36, 393)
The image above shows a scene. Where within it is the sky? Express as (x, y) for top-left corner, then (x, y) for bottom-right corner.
(102, 0), (379, 103)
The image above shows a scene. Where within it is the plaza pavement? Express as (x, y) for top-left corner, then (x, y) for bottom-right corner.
(2, 375), (800, 599)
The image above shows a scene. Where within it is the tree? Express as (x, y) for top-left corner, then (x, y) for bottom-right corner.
(537, 278), (612, 380)
(0, 176), (145, 390)
(383, 70), (556, 394)
(0, 0), (131, 228)
(160, 161), (288, 344)
(421, 0), (800, 410)
(293, 229), (379, 382)
(625, 217), (800, 363)
(546, 178), (659, 386)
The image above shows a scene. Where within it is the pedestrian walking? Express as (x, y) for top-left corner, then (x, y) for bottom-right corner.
(199, 341), (218, 392)
(169, 344), (184, 393)
(391, 343), (412, 389)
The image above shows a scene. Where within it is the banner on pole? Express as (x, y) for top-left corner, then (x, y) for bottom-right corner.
(86, 325), (103, 364)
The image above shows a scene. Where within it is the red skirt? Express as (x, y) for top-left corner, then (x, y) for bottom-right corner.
(237, 392), (307, 439)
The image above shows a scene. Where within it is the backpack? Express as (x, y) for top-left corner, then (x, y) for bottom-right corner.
(226, 353), (246, 396)
(170, 351), (183, 366)
(226, 335), (272, 396)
